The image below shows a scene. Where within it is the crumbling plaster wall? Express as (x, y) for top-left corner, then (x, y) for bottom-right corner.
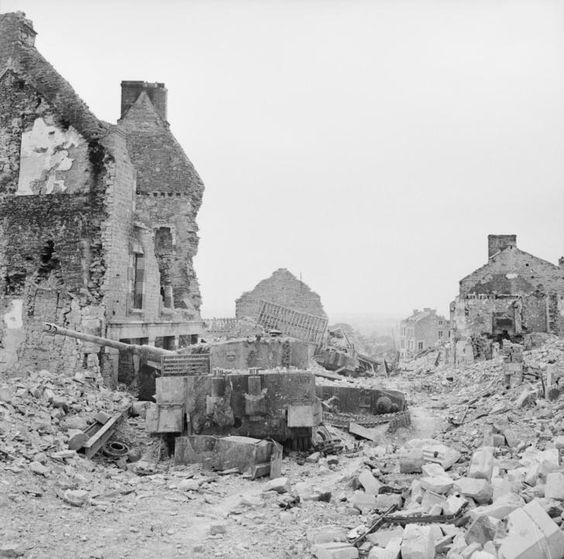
(0, 70), (131, 377)
(451, 297), (518, 339)
(450, 292), (559, 342)
(236, 268), (327, 321)
(17, 115), (90, 195)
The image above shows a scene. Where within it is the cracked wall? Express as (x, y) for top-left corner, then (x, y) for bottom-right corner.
(1, 13), (205, 384)
(0, 69), (113, 375)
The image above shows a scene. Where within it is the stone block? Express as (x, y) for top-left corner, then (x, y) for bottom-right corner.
(400, 524), (434, 559)
(468, 447), (494, 481)
(409, 479), (425, 505)
(464, 514), (499, 546)
(460, 542), (481, 559)
(454, 477), (493, 505)
(420, 475), (454, 494)
(67, 429), (88, 451)
(351, 490), (376, 514)
(366, 526), (404, 548)
(368, 538), (401, 559)
(469, 493), (522, 520)
(421, 490), (445, 514)
(263, 476), (290, 494)
(358, 469), (382, 496)
(498, 499), (564, 559)
(312, 542), (359, 559)
(443, 495), (467, 516)
(539, 449), (560, 476)
(399, 448), (424, 474)
(515, 387), (536, 408)
(306, 526), (347, 545)
(29, 461), (49, 476)
(555, 435), (564, 450)
(492, 477), (512, 501)
(545, 472), (564, 500)
(422, 463), (446, 477)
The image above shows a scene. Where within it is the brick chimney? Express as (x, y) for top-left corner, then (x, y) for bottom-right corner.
(0, 12), (37, 47)
(120, 81), (167, 121)
(488, 234), (516, 259)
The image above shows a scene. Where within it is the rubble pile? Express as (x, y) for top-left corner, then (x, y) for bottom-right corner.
(1, 335), (564, 558)
(0, 368), (135, 480)
(302, 337), (564, 559)
(309, 433), (564, 559)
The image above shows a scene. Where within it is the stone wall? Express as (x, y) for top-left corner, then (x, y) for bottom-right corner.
(235, 268), (327, 320)
(135, 195), (201, 317)
(0, 72), (113, 374)
(450, 238), (564, 354)
(460, 247), (564, 298)
(0, 13), (205, 383)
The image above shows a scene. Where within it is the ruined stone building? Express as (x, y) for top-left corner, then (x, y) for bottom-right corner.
(399, 308), (449, 360)
(0, 13), (204, 384)
(235, 268), (327, 321)
(450, 235), (564, 362)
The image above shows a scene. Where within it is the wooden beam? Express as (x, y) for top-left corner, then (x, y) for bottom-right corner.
(82, 409), (127, 459)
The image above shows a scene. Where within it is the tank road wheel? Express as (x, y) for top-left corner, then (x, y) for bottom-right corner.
(286, 428), (313, 451)
(102, 440), (129, 458)
(375, 396), (392, 414)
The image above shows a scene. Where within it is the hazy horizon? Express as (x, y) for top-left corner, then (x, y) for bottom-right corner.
(3, 0), (564, 320)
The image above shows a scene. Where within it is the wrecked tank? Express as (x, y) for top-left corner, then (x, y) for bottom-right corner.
(151, 368), (321, 450)
(44, 323), (322, 449)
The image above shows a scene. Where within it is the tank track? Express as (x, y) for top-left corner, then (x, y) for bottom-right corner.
(323, 410), (410, 429)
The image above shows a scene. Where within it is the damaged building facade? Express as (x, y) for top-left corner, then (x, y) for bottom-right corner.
(0, 13), (204, 384)
(450, 235), (564, 363)
(235, 268), (327, 321)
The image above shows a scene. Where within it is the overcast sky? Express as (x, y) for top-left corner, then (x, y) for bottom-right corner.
(3, 0), (564, 321)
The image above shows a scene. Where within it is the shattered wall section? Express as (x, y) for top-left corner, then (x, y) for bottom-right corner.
(0, 71), (114, 376)
(97, 128), (136, 324)
(0, 71), (95, 197)
(17, 115), (90, 195)
(460, 247), (564, 299)
(236, 268), (327, 321)
(118, 86), (204, 318)
(135, 194), (201, 318)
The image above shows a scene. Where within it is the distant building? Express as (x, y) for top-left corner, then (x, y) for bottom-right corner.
(399, 308), (449, 359)
(450, 234), (564, 363)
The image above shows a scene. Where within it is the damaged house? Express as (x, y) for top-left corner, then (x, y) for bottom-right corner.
(399, 308), (449, 360)
(450, 235), (564, 363)
(235, 268), (327, 321)
(0, 12), (204, 385)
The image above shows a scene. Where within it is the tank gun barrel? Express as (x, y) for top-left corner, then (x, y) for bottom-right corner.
(43, 323), (176, 359)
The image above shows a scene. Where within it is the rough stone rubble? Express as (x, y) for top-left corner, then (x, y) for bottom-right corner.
(1, 335), (564, 558)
